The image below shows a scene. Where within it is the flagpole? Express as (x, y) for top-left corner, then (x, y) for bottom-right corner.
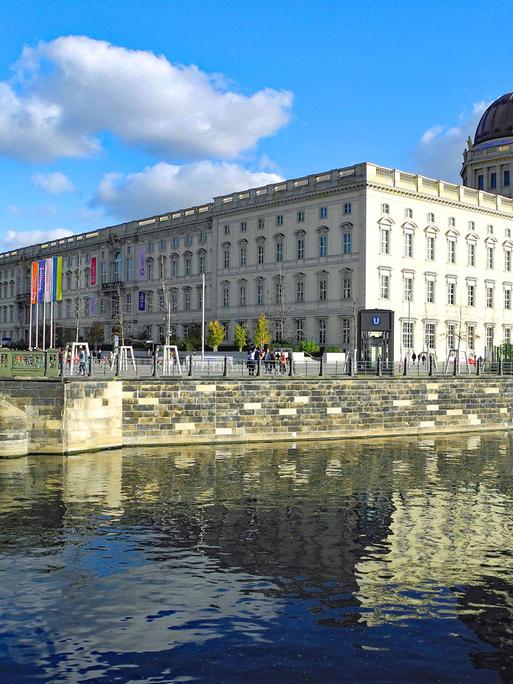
(201, 273), (205, 361)
(42, 300), (46, 351)
(29, 303), (33, 350)
(35, 300), (39, 349)
(50, 301), (54, 348)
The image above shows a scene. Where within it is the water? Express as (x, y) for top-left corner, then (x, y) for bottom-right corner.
(1, 434), (513, 683)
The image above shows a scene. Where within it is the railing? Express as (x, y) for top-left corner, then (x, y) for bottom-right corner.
(0, 349), (60, 377)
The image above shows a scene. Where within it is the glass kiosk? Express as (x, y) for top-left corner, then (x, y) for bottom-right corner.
(357, 309), (394, 371)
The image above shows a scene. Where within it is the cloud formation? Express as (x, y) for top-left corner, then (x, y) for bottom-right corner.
(413, 102), (489, 181)
(32, 171), (75, 193)
(91, 161), (283, 220)
(0, 227), (72, 251)
(0, 36), (292, 163)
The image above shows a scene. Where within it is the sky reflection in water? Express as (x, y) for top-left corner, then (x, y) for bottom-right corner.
(1, 433), (513, 683)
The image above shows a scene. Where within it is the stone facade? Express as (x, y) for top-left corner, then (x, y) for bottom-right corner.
(1, 377), (513, 457)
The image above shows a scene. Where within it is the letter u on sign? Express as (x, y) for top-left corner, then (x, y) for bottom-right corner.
(372, 316), (381, 325)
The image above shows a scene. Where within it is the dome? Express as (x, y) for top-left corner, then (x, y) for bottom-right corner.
(474, 92), (513, 145)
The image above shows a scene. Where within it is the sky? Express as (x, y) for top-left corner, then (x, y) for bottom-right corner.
(0, 0), (512, 252)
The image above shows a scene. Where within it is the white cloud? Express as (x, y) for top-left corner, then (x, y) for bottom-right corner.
(0, 36), (292, 162)
(414, 101), (489, 181)
(91, 161), (283, 220)
(0, 227), (72, 251)
(32, 171), (75, 193)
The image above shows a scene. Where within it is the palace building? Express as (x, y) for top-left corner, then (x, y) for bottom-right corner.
(2, 92), (513, 362)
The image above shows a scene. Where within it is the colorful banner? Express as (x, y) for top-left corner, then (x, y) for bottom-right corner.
(37, 260), (45, 304)
(53, 256), (63, 302)
(138, 291), (146, 311)
(139, 248), (146, 279)
(91, 256), (97, 286)
(30, 261), (39, 305)
(44, 257), (53, 302)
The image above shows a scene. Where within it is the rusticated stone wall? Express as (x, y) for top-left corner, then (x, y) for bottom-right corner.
(1, 376), (513, 457)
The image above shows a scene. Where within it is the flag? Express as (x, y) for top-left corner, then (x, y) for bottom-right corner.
(91, 256), (97, 286)
(30, 262), (38, 305)
(138, 291), (145, 311)
(53, 256), (63, 302)
(37, 260), (45, 304)
(44, 257), (53, 302)
(139, 248), (146, 279)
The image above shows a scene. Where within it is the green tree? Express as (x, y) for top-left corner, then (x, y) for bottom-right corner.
(88, 322), (104, 349)
(234, 323), (248, 351)
(301, 339), (320, 355)
(207, 320), (225, 351)
(253, 314), (271, 349)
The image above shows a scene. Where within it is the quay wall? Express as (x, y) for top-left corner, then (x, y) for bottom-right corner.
(1, 377), (513, 455)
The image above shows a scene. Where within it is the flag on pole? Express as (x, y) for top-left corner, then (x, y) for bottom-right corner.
(53, 256), (63, 301)
(44, 257), (53, 302)
(30, 262), (39, 304)
(91, 256), (97, 286)
(37, 260), (46, 304)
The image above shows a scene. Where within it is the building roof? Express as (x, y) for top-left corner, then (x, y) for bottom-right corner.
(474, 92), (513, 146)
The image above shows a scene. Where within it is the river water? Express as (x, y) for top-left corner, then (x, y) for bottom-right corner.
(1, 433), (513, 683)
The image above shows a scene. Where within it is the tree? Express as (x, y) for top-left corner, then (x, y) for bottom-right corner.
(301, 339), (320, 355)
(207, 320), (225, 351)
(234, 323), (248, 351)
(88, 322), (104, 349)
(253, 314), (271, 349)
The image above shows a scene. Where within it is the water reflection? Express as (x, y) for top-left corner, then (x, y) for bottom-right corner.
(0, 433), (512, 682)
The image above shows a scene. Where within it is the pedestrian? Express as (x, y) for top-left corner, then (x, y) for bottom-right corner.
(412, 351), (417, 365)
(280, 351), (287, 373)
(246, 348), (255, 376)
(78, 346), (88, 376)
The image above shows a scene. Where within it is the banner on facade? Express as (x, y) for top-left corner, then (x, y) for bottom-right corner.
(53, 256), (63, 302)
(138, 291), (145, 311)
(91, 256), (97, 286)
(30, 262), (39, 304)
(44, 257), (53, 302)
(37, 260), (45, 304)
(139, 248), (146, 279)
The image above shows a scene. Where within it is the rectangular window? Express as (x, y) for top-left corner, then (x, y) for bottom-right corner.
(256, 282), (264, 305)
(404, 232), (413, 257)
(295, 319), (305, 343)
(405, 208), (413, 219)
(184, 290), (191, 310)
(341, 318), (351, 345)
(296, 237), (304, 260)
(487, 246), (494, 269)
(505, 250), (512, 271)
(380, 228), (390, 254)
(319, 278), (328, 301)
(159, 239), (166, 251)
(172, 237), (179, 248)
(382, 203), (390, 214)
(171, 291), (177, 311)
(240, 222), (247, 232)
(224, 224), (230, 236)
(239, 246), (247, 266)
(402, 321), (414, 350)
(343, 277), (351, 299)
(505, 289), (511, 310)
(276, 215), (283, 226)
(126, 258), (134, 282)
(426, 280), (435, 304)
(297, 210), (305, 223)
(343, 203), (352, 215)
(171, 259), (178, 277)
(257, 244), (264, 264)
(343, 232), (352, 255)
(404, 277), (413, 302)
(239, 285), (246, 306)
(223, 250), (230, 269)
(319, 207), (328, 219)
(478, 174), (484, 190)
(318, 319), (326, 344)
(199, 254), (206, 274)
(276, 242), (283, 262)
(486, 326), (494, 351)
(258, 218), (265, 230)
(296, 280), (304, 302)
(380, 274), (390, 299)
(426, 236), (435, 261)
(447, 282), (456, 305)
(468, 283), (475, 306)
(126, 293), (132, 314)
(491, 172), (497, 189)
(468, 242), (476, 266)
(425, 322), (436, 349)
(505, 327), (512, 344)
(448, 240), (456, 264)
(447, 323), (456, 350)
(504, 170), (511, 187)
(223, 286), (229, 307)
(319, 235), (328, 257)
(486, 286), (494, 308)
(467, 325), (475, 350)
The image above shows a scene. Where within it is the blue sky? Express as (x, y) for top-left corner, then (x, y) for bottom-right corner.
(0, 0), (511, 251)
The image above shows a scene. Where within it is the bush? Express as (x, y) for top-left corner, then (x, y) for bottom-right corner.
(325, 345), (341, 353)
(301, 339), (320, 354)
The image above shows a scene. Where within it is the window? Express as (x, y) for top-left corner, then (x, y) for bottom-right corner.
(319, 277), (328, 301)
(275, 277), (283, 304)
(197, 287), (203, 310)
(159, 257), (166, 279)
(171, 256), (178, 278)
(448, 239), (456, 264)
(404, 277), (413, 302)
(426, 280), (435, 304)
(467, 283), (475, 306)
(487, 246), (494, 269)
(402, 321), (414, 349)
(319, 207), (328, 219)
(84, 298), (90, 318)
(199, 253), (206, 274)
(146, 292), (153, 313)
(380, 227), (390, 254)
(296, 235), (305, 260)
(448, 217), (456, 227)
(380, 274), (390, 299)
(319, 234), (328, 257)
(318, 319), (326, 344)
(468, 221), (475, 230)
(491, 172), (497, 189)
(148, 242), (154, 253)
(240, 222), (247, 233)
(505, 289), (511, 310)
(256, 280), (264, 305)
(126, 258), (134, 282)
(343, 276), (352, 299)
(506, 228), (511, 238)
(467, 325), (476, 350)
(426, 236), (435, 260)
(171, 290), (178, 311)
(158, 291), (165, 311)
(258, 218), (265, 230)
(186, 235), (193, 247)
(295, 319), (305, 343)
(427, 212), (435, 223)
(297, 210), (305, 223)
(185, 255), (191, 276)
(506, 250), (512, 272)
(222, 285), (230, 307)
(343, 231), (352, 255)
(159, 239), (166, 251)
(172, 237), (179, 248)
(343, 203), (352, 215)
(467, 242), (476, 266)
(425, 322), (436, 349)
(239, 244), (247, 266)
(382, 203), (390, 214)
(147, 261), (153, 281)
(505, 327), (512, 344)
(405, 208), (413, 219)
(239, 283), (246, 306)
(404, 232), (413, 257)
(447, 324), (456, 350)
(199, 232), (207, 244)
(478, 174), (484, 190)
(276, 215), (283, 226)
(296, 280), (304, 302)
(486, 286), (494, 308)
(275, 241), (283, 262)
(505, 170), (511, 187)
(487, 224), (494, 235)
(342, 318), (351, 346)
(486, 326), (494, 351)
(224, 224), (230, 236)
(257, 242), (265, 264)
(447, 282), (456, 305)
(223, 248), (230, 269)
(184, 289), (191, 310)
